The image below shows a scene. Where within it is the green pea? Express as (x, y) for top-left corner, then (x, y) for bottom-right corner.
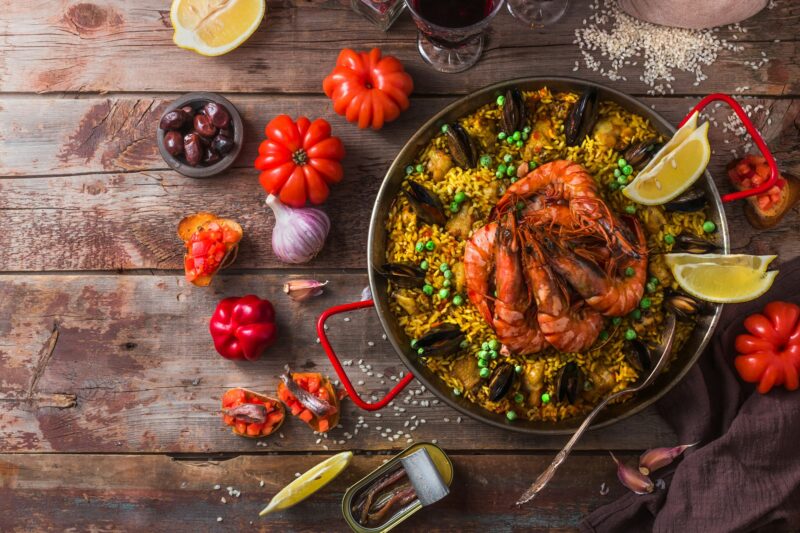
(523, 126), (531, 133)
(664, 234), (675, 245)
(514, 393), (524, 404)
(612, 317), (622, 326)
(425, 240), (436, 251)
(410, 339), (418, 349)
(649, 276), (660, 286)
(515, 365), (523, 374)
(405, 165), (414, 175)
(618, 158), (627, 168)
(443, 279), (451, 288)
(503, 154), (513, 164)
(479, 367), (490, 378)
(599, 330), (609, 341)
(640, 297), (652, 309)
(436, 264), (446, 273)
(450, 202), (459, 213)
(646, 282), (657, 293)
(703, 220), (716, 233)
(498, 132), (507, 140)
(516, 140), (523, 148)
(417, 347), (424, 355)
(516, 201), (525, 211)
(481, 342), (490, 350)
(625, 329), (637, 340)
(541, 393), (551, 404)
(478, 350), (488, 360)
(625, 266), (635, 277)
(617, 175), (628, 185)
(480, 155), (492, 167)
(420, 260), (429, 270)
(623, 165), (633, 176)
(497, 164), (507, 174)
(529, 161), (538, 169)
(625, 205), (636, 214)
(441, 124), (449, 133)
(454, 191), (467, 203)
(415, 164), (423, 173)
(614, 168), (622, 178)
(496, 170), (505, 178)
(522, 132), (529, 140)
(497, 95), (506, 106)
(510, 177), (517, 184)
(453, 388), (461, 396)
(488, 339), (499, 350)
(422, 284), (433, 296)
(478, 358), (488, 368)
(506, 165), (516, 177)
(459, 340), (469, 349)
(506, 411), (517, 421)
(512, 131), (521, 141)
(609, 182), (620, 191)
(453, 294), (464, 306)
(489, 350), (498, 360)
(415, 241), (424, 253)
(629, 309), (642, 320)
(443, 271), (453, 280)
(438, 288), (450, 299)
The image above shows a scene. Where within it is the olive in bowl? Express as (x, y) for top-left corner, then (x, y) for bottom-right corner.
(156, 92), (243, 178)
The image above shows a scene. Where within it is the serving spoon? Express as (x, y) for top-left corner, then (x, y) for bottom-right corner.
(516, 313), (678, 506)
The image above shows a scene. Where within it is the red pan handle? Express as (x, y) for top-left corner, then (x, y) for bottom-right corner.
(317, 299), (414, 411)
(680, 93), (780, 203)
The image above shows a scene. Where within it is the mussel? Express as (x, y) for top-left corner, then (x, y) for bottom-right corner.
(556, 361), (585, 404)
(379, 263), (426, 289)
(624, 139), (663, 170)
(501, 88), (527, 134)
(673, 233), (718, 254)
(664, 291), (709, 320)
(414, 323), (465, 358)
(626, 339), (654, 374)
(565, 88), (598, 147)
(488, 363), (515, 402)
(445, 123), (479, 169)
(402, 180), (447, 227)
(664, 189), (708, 213)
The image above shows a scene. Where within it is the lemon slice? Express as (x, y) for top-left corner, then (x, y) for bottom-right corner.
(171, 0), (265, 57)
(623, 121), (711, 205)
(671, 262), (778, 303)
(638, 111), (698, 177)
(259, 451), (352, 517)
(665, 253), (777, 273)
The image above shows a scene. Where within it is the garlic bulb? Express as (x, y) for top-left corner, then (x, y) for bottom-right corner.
(266, 194), (330, 264)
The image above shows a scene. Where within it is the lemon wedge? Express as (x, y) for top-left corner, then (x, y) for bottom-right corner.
(623, 121), (711, 205)
(259, 451), (352, 517)
(665, 253), (777, 273)
(171, 0), (265, 57)
(638, 111), (698, 177)
(670, 261), (778, 303)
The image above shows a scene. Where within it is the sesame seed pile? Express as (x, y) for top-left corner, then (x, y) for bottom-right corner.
(573, 0), (777, 95)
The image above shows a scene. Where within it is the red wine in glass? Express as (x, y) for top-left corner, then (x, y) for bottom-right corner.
(412, 0), (495, 28)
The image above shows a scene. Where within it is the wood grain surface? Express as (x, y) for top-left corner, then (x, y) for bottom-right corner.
(1, 0), (798, 530)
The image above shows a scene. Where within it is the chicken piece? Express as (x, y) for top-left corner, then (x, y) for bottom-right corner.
(426, 150), (453, 182)
(584, 365), (615, 403)
(451, 261), (466, 293)
(641, 206), (667, 236)
(522, 360), (546, 406)
(393, 291), (418, 315)
(451, 355), (481, 391)
(445, 202), (476, 240)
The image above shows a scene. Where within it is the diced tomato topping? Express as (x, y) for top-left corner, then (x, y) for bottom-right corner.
(758, 195), (771, 210)
(235, 420), (248, 435)
(223, 415), (234, 426)
(317, 419), (330, 433)
(262, 424), (275, 435)
(267, 411), (283, 425)
(307, 376), (321, 394)
(222, 388), (246, 407)
(246, 423), (263, 436)
(298, 409), (314, 423)
(290, 403), (303, 416)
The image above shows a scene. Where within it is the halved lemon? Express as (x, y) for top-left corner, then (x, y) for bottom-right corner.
(670, 262), (778, 303)
(623, 121), (711, 205)
(171, 0), (265, 57)
(665, 253), (777, 273)
(259, 451), (352, 517)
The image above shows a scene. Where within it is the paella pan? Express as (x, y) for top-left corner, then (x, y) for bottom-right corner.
(362, 77), (728, 434)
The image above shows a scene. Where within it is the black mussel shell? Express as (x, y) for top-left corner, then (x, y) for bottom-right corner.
(565, 88), (599, 147)
(488, 363), (515, 402)
(445, 123), (478, 168)
(674, 233), (718, 254)
(664, 189), (708, 213)
(403, 180), (447, 227)
(556, 361), (585, 404)
(626, 339), (654, 374)
(415, 323), (465, 358)
(501, 88), (527, 135)
(624, 139), (663, 170)
(664, 291), (709, 320)
(379, 262), (426, 289)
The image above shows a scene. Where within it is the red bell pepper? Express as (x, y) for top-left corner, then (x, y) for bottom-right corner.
(734, 301), (800, 393)
(209, 295), (278, 361)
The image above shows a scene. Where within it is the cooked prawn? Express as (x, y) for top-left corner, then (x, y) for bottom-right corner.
(464, 222), (497, 327)
(493, 214), (547, 354)
(523, 235), (603, 352)
(547, 216), (647, 317)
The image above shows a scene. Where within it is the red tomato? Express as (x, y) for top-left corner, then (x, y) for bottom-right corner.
(254, 115), (345, 207)
(323, 48), (413, 130)
(734, 301), (800, 393)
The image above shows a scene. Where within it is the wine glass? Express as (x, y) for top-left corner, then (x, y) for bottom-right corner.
(507, 0), (569, 27)
(405, 0), (506, 74)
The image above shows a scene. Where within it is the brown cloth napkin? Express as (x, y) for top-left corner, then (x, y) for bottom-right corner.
(581, 257), (800, 533)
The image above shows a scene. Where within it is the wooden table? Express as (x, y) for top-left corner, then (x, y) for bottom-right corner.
(1, 1), (798, 531)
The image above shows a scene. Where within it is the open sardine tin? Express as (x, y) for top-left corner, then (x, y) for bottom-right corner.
(342, 442), (453, 532)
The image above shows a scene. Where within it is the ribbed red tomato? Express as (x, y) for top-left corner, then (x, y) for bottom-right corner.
(323, 48), (413, 130)
(254, 115), (345, 207)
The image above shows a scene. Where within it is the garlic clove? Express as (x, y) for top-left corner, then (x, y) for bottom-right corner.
(638, 442), (697, 476)
(284, 279), (329, 302)
(611, 452), (654, 494)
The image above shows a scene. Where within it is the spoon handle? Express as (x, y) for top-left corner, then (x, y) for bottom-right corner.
(515, 314), (677, 506)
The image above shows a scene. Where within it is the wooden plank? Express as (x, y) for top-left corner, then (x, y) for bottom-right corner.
(0, 273), (677, 453)
(1, 96), (798, 271)
(0, 2), (797, 96)
(0, 452), (635, 531)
